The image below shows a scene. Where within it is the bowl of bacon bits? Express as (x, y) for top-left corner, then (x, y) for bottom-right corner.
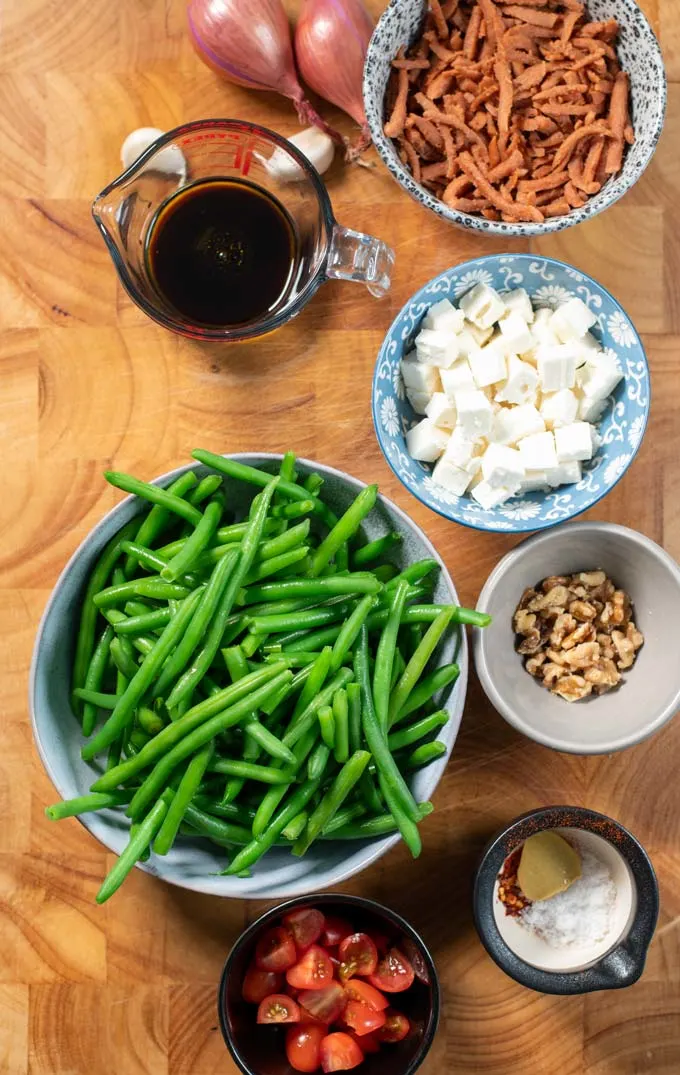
(219, 894), (439, 1075)
(363, 0), (666, 234)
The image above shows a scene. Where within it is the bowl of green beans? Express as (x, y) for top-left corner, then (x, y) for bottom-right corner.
(31, 451), (485, 902)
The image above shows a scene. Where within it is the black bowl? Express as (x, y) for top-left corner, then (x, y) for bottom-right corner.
(218, 893), (440, 1075)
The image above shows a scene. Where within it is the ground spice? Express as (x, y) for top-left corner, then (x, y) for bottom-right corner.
(497, 847), (532, 916)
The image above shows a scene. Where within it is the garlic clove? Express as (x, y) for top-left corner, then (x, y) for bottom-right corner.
(120, 127), (187, 180)
(265, 126), (335, 182)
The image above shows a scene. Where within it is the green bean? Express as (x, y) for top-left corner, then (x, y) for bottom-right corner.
(303, 472), (324, 496)
(242, 721), (296, 766)
(183, 803), (253, 846)
(329, 593), (376, 672)
(271, 499), (316, 519)
(161, 499), (222, 582)
(388, 711), (449, 752)
(114, 607), (172, 635)
(240, 575), (381, 606)
(124, 471), (197, 576)
(291, 647), (333, 722)
(248, 601), (354, 635)
(94, 579), (191, 608)
(321, 802), (366, 835)
(82, 589), (203, 760)
(214, 518), (279, 545)
(388, 609), (454, 727)
(390, 648), (406, 691)
(309, 485), (378, 578)
(224, 772), (325, 874)
(317, 705), (335, 750)
(187, 474), (222, 506)
(283, 667), (354, 748)
(192, 451), (320, 511)
(352, 532), (402, 567)
(293, 751), (370, 856)
(136, 705), (165, 736)
(74, 688), (118, 709)
(105, 471), (203, 527)
(154, 743), (214, 855)
(120, 540), (175, 574)
(322, 802), (433, 840)
(279, 451), (297, 484)
(385, 559), (439, 592)
(220, 646), (260, 804)
(357, 772), (384, 815)
(347, 682), (362, 755)
(209, 758), (292, 784)
(373, 564), (398, 583)
(367, 605), (448, 631)
(373, 580), (410, 732)
(285, 624), (343, 653)
(192, 796), (255, 824)
(263, 651), (323, 667)
(392, 663), (460, 723)
(107, 665), (129, 770)
(333, 689), (349, 764)
(242, 545), (309, 585)
(45, 790), (133, 820)
(404, 741), (447, 770)
(307, 741), (332, 783)
(82, 626), (114, 735)
(96, 790), (172, 904)
(282, 810), (308, 841)
(251, 726), (318, 838)
(257, 520), (311, 561)
(241, 631), (267, 659)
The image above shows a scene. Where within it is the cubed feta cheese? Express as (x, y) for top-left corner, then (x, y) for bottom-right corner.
(577, 352), (623, 401)
(554, 421), (595, 462)
(517, 470), (549, 492)
(550, 297), (598, 342)
(415, 328), (460, 368)
(532, 306), (558, 345)
(492, 403), (545, 445)
(440, 360), (476, 399)
(496, 356), (539, 405)
(465, 320), (494, 347)
(501, 288), (534, 324)
(481, 444), (525, 489)
(405, 418), (449, 462)
(517, 430), (558, 470)
(499, 311), (534, 355)
(406, 388), (431, 415)
(574, 331), (601, 364)
(540, 388), (578, 429)
(469, 339), (507, 388)
(422, 298), (465, 334)
(431, 457), (472, 497)
(471, 480), (518, 509)
(401, 353), (441, 395)
(537, 343), (578, 392)
(442, 427), (477, 468)
(458, 283), (506, 330)
(454, 388), (494, 438)
(545, 461), (582, 487)
(425, 392), (457, 429)
(578, 395), (609, 423)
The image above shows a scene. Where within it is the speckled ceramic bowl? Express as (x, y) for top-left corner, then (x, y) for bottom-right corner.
(363, 0), (666, 237)
(473, 807), (659, 994)
(30, 454), (468, 900)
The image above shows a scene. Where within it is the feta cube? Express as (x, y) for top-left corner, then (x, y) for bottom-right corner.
(405, 418), (449, 462)
(575, 331), (601, 364)
(425, 392), (457, 429)
(422, 298), (465, 335)
(554, 421), (595, 462)
(431, 457), (472, 497)
(401, 353), (440, 395)
(501, 288), (534, 324)
(458, 283), (506, 330)
(537, 343), (578, 392)
(579, 395), (609, 423)
(532, 307), (558, 345)
(406, 388), (431, 415)
(499, 311), (534, 355)
(540, 388), (578, 429)
(415, 328), (460, 368)
(492, 403), (545, 445)
(469, 339), (507, 388)
(577, 352), (623, 401)
(440, 360), (476, 399)
(518, 470), (549, 493)
(454, 388), (494, 438)
(495, 356), (539, 405)
(481, 444), (525, 490)
(472, 480), (518, 510)
(442, 427), (477, 468)
(545, 460), (582, 487)
(550, 297), (598, 342)
(518, 430), (558, 470)
(465, 320), (494, 347)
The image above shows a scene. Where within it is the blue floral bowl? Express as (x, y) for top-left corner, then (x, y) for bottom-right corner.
(372, 255), (650, 533)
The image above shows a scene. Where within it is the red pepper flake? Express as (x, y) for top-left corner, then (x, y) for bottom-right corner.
(497, 847), (532, 917)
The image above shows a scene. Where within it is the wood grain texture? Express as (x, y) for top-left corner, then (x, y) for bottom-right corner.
(1, 0), (679, 1071)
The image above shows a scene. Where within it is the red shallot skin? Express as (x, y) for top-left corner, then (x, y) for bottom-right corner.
(294, 0), (374, 129)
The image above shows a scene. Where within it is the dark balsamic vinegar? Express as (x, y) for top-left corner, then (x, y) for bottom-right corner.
(146, 178), (297, 327)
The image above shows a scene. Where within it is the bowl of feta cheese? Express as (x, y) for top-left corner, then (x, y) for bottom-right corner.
(372, 254), (650, 533)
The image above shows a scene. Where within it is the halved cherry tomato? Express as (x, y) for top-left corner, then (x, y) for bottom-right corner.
(256, 993), (300, 1024)
(242, 963), (283, 1005)
(285, 1025), (326, 1073)
(299, 1004), (329, 1028)
(348, 1030), (380, 1055)
(298, 983), (346, 1024)
(283, 908), (325, 951)
(369, 930), (390, 954)
(320, 1032), (364, 1073)
(287, 944), (334, 989)
(338, 933), (378, 982)
(255, 927), (297, 972)
(368, 948), (415, 993)
(344, 979), (388, 1011)
(343, 1000), (387, 1037)
(400, 937), (430, 985)
(377, 1008), (410, 1043)
(322, 916), (353, 948)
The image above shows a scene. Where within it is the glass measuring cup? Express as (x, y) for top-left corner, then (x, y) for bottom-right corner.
(92, 119), (394, 341)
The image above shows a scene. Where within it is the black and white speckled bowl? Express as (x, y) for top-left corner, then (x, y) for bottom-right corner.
(363, 0), (666, 237)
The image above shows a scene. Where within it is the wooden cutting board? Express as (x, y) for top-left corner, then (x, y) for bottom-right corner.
(1, 0), (679, 1071)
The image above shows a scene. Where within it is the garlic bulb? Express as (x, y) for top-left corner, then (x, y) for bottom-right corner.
(120, 127), (187, 180)
(266, 126), (335, 182)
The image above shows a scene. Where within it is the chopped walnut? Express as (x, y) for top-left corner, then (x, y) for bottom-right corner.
(513, 569), (644, 703)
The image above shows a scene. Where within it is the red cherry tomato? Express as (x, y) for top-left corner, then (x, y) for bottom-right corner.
(369, 930), (390, 954)
(338, 933), (378, 982)
(287, 944), (334, 989)
(368, 948), (415, 993)
(349, 1030), (381, 1055)
(298, 982), (346, 1024)
(299, 1004), (329, 1028)
(242, 963), (283, 1005)
(285, 1025), (326, 1073)
(344, 979), (388, 1011)
(320, 1032), (364, 1072)
(283, 908), (325, 951)
(256, 993), (300, 1024)
(377, 1008), (411, 1043)
(322, 916), (353, 948)
(255, 927), (297, 972)
(343, 1000), (387, 1037)
(399, 937), (430, 985)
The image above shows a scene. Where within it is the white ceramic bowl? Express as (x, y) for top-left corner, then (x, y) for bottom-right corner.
(30, 454), (468, 898)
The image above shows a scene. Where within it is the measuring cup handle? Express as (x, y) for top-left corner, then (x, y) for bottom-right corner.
(325, 225), (394, 297)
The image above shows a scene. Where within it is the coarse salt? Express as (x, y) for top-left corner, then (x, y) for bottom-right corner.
(520, 841), (616, 948)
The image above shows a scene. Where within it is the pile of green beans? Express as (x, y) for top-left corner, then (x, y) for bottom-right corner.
(47, 450), (491, 902)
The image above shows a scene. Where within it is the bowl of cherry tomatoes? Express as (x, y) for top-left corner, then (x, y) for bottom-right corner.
(218, 893), (440, 1075)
